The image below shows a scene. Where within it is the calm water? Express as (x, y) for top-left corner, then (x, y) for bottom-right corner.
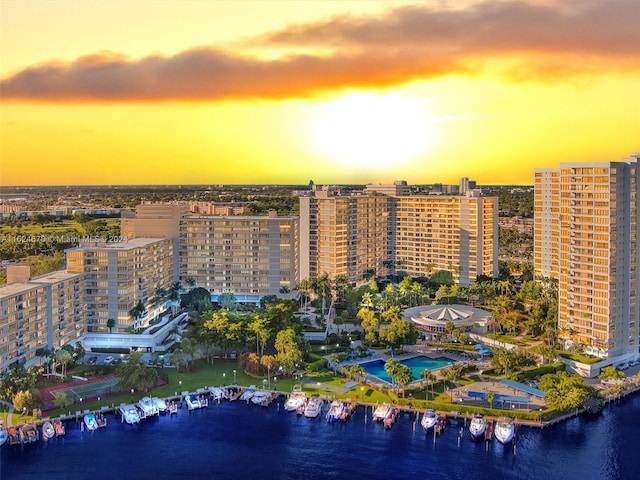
(362, 356), (454, 383)
(2, 394), (640, 480)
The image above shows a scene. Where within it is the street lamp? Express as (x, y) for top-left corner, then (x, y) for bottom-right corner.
(233, 369), (237, 385)
(130, 389), (134, 403)
(222, 373), (226, 387)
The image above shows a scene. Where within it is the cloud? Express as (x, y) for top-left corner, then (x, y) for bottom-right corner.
(2, 0), (639, 102)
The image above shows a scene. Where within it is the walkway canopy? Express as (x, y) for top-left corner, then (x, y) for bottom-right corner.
(474, 344), (494, 356)
(467, 391), (529, 403)
(501, 379), (546, 398)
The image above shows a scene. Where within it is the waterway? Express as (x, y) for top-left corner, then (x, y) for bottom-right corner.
(2, 393), (639, 480)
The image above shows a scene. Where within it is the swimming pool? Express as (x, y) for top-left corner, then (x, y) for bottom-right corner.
(360, 356), (454, 384)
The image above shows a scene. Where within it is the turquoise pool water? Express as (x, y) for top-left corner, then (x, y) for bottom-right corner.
(361, 356), (454, 384)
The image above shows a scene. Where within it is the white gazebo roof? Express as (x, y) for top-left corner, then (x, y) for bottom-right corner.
(403, 304), (490, 330)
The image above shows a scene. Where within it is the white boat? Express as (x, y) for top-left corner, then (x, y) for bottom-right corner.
(250, 390), (269, 405)
(84, 413), (99, 431)
(119, 404), (140, 424)
(494, 417), (515, 444)
(469, 414), (487, 439)
(138, 397), (159, 416)
(151, 397), (167, 414)
(421, 409), (438, 431)
(372, 403), (393, 422)
(184, 393), (201, 410)
(326, 400), (345, 423)
(284, 387), (307, 412)
(304, 397), (323, 418)
(19, 423), (39, 444)
(208, 387), (228, 401)
(240, 386), (256, 402)
(41, 420), (55, 440)
(0, 421), (8, 446)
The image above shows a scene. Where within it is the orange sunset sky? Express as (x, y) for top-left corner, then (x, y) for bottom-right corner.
(1, 0), (638, 186)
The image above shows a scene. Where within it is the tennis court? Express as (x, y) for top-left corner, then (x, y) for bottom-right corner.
(49, 376), (120, 402)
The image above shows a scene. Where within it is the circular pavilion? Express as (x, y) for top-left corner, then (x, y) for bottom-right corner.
(403, 304), (491, 338)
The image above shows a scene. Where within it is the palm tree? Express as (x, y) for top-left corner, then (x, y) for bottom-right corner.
(385, 358), (401, 391)
(106, 318), (115, 333)
(486, 390), (496, 408)
(420, 369), (437, 400)
(396, 365), (412, 397)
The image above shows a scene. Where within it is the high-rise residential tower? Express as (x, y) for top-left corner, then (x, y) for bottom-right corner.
(534, 154), (639, 366)
(299, 183), (498, 287)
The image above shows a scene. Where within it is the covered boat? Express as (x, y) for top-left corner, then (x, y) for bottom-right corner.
(469, 414), (487, 439)
(41, 421), (56, 440)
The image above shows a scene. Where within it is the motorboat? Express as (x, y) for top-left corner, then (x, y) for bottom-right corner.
(494, 417), (515, 444)
(184, 393), (201, 410)
(138, 397), (159, 416)
(19, 423), (39, 444)
(84, 413), (99, 431)
(96, 413), (107, 428)
(168, 401), (178, 415)
(7, 425), (20, 445)
(340, 402), (358, 421)
(304, 397), (323, 418)
(53, 419), (66, 436)
(469, 414), (487, 440)
(372, 403), (393, 422)
(152, 397), (167, 414)
(41, 420), (56, 440)
(284, 388), (307, 412)
(326, 400), (345, 423)
(0, 421), (8, 446)
(421, 409), (438, 431)
(208, 387), (228, 401)
(251, 390), (270, 405)
(240, 385), (256, 402)
(119, 404), (140, 424)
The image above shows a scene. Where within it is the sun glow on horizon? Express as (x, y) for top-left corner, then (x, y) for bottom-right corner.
(308, 92), (433, 168)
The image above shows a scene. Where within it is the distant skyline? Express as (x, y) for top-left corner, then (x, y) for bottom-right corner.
(1, 0), (639, 186)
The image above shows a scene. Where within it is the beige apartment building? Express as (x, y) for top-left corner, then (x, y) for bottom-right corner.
(0, 267), (85, 371)
(534, 154), (639, 366)
(179, 212), (298, 303)
(299, 185), (393, 284)
(66, 238), (174, 333)
(123, 203), (299, 303)
(299, 183), (498, 287)
(395, 194), (498, 286)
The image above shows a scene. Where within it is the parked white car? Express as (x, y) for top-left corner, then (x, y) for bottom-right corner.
(104, 356), (114, 364)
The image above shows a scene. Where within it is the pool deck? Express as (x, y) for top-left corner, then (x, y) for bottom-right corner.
(331, 346), (547, 412)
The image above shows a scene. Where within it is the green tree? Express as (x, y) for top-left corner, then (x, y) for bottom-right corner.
(385, 358), (401, 390)
(248, 314), (271, 357)
(13, 389), (41, 413)
(539, 371), (602, 413)
(274, 328), (303, 373)
(420, 370), (437, 400)
(106, 318), (116, 333)
(598, 365), (624, 383)
(395, 364), (413, 397)
(55, 348), (72, 378)
(357, 307), (379, 346)
(116, 351), (160, 392)
(53, 390), (74, 409)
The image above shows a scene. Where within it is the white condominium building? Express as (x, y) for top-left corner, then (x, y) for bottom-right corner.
(534, 154), (639, 364)
(0, 267), (85, 371)
(123, 203), (299, 303)
(66, 238), (174, 333)
(179, 211), (299, 303)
